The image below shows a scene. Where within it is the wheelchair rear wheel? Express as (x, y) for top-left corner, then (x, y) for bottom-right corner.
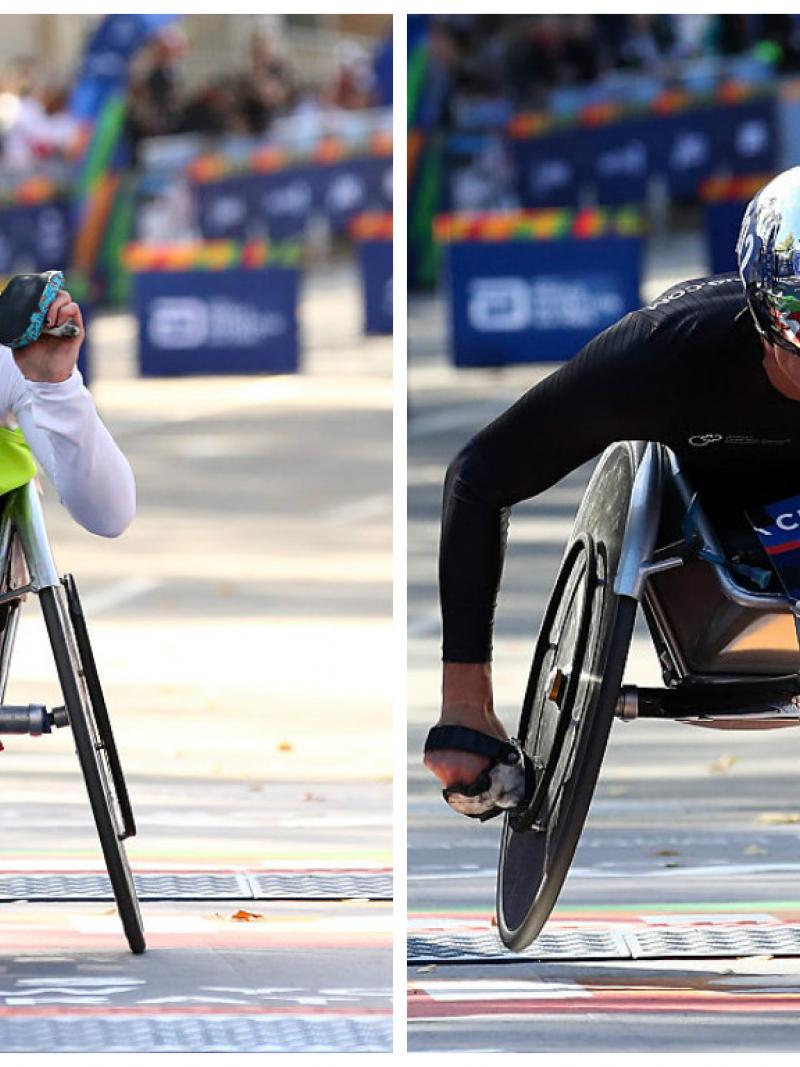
(40, 583), (145, 955)
(496, 441), (640, 951)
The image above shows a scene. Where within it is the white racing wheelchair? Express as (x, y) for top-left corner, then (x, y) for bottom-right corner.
(0, 480), (144, 954)
(497, 440), (800, 951)
(0, 270), (144, 954)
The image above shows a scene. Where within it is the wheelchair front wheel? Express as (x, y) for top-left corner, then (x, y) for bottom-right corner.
(39, 584), (145, 955)
(496, 441), (640, 951)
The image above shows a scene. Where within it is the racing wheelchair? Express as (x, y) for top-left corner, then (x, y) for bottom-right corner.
(497, 439), (800, 951)
(0, 271), (144, 954)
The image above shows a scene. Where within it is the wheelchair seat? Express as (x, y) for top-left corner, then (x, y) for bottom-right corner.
(643, 447), (800, 680)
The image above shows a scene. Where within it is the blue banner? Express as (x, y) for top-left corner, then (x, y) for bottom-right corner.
(444, 238), (643, 366)
(133, 267), (301, 376)
(664, 115), (720, 199)
(357, 240), (392, 335)
(255, 167), (314, 240)
(69, 14), (180, 122)
(588, 119), (652, 205)
(193, 176), (254, 242)
(509, 133), (582, 208)
(0, 202), (72, 274)
(704, 199), (747, 275)
(510, 98), (777, 207)
(192, 155), (392, 241)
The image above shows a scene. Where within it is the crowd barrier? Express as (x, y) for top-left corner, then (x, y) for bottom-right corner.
(188, 135), (392, 242)
(507, 93), (777, 208)
(350, 214), (392, 335)
(436, 208), (643, 366)
(124, 241), (301, 376)
(701, 174), (770, 276)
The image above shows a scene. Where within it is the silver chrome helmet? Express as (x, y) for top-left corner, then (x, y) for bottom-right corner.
(737, 167), (800, 353)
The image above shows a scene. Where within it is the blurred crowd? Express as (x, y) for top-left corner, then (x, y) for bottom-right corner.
(0, 57), (77, 169)
(427, 14), (800, 115)
(126, 25), (387, 152)
(0, 22), (390, 169)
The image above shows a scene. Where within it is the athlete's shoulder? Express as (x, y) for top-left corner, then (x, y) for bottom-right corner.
(637, 272), (748, 333)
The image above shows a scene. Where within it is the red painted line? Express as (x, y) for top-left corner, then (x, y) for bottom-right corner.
(408, 992), (800, 1019)
(0, 1005), (391, 1018)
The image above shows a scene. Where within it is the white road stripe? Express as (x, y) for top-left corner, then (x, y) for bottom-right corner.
(409, 405), (500, 439)
(324, 494), (392, 526)
(80, 576), (160, 615)
(408, 611), (440, 638)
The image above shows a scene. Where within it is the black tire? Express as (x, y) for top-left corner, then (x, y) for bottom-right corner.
(63, 574), (136, 839)
(39, 585), (146, 955)
(496, 441), (641, 951)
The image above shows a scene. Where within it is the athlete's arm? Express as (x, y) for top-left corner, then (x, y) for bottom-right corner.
(10, 363), (136, 537)
(439, 309), (673, 663)
(1, 286), (135, 538)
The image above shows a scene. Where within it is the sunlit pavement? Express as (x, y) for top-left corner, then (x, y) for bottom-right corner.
(408, 264), (800, 1052)
(0, 265), (391, 1052)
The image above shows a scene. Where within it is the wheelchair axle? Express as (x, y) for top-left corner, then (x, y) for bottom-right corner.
(0, 703), (69, 736)
(616, 683), (800, 730)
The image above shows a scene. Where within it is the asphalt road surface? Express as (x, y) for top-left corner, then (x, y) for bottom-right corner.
(408, 266), (800, 1053)
(0, 265), (392, 1053)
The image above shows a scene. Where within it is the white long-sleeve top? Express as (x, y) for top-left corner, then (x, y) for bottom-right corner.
(0, 346), (136, 538)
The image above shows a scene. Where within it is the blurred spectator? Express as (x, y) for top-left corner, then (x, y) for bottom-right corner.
(0, 59), (77, 168)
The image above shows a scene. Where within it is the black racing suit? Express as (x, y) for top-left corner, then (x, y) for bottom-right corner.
(440, 272), (800, 663)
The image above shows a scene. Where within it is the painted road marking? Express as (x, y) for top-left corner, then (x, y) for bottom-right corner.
(324, 494), (393, 526)
(80, 576), (160, 615)
(411, 979), (591, 1002)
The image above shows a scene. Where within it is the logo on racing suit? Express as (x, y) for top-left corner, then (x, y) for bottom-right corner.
(688, 433), (723, 447)
(688, 433), (792, 448)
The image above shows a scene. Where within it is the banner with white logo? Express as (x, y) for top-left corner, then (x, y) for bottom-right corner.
(192, 156), (392, 243)
(133, 267), (300, 376)
(508, 98), (776, 208)
(445, 239), (642, 366)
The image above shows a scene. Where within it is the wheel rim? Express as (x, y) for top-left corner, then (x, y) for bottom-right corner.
(512, 533), (601, 832)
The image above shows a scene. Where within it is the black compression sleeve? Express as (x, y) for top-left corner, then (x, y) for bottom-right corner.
(438, 309), (672, 662)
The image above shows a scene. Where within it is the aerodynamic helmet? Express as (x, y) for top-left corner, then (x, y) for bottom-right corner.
(737, 167), (800, 354)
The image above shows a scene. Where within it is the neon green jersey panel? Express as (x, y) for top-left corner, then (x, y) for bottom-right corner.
(0, 426), (36, 495)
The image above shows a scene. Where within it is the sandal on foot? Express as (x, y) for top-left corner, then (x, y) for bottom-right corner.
(424, 724), (535, 822)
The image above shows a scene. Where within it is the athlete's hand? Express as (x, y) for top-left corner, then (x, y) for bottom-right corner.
(12, 289), (83, 383)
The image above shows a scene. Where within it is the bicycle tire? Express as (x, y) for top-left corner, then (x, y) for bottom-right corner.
(39, 585), (145, 955)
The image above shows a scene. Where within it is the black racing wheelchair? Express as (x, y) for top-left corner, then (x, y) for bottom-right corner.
(497, 440), (800, 951)
(0, 271), (144, 954)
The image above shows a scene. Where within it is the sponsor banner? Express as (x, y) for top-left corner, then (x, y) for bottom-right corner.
(254, 168), (314, 240)
(133, 267), (300, 376)
(588, 119), (652, 205)
(509, 132), (582, 208)
(444, 237), (642, 366)
(704, 198), (747, 275)
(510, 98), (777, 207)
(0, 201), (72, 274)
(357, 240), (392, 335)
(664, 115), (722, 199)
(191, 156), (390, 241)
(749, 492), (800, 599)
(193, 176), (255, 242)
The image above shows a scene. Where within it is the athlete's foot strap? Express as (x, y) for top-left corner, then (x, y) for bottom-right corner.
(424, 725), (535, 822)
